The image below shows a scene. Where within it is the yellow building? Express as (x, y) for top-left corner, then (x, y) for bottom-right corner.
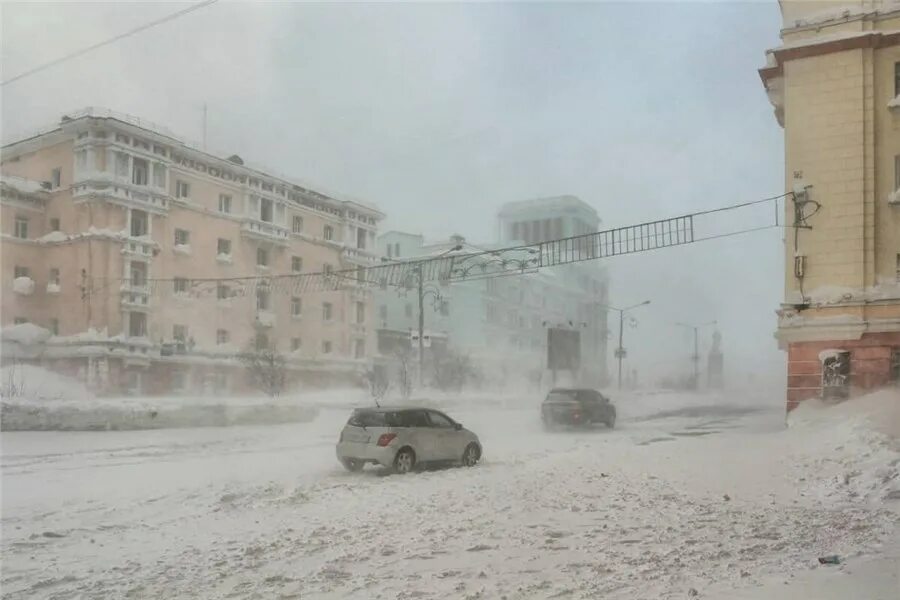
(1, 108), (384, 395)
(760, 1), (900, 408)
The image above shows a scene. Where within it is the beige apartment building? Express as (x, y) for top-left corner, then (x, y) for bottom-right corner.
(0, 109), (383, 395)
(760, 1), (900, 408)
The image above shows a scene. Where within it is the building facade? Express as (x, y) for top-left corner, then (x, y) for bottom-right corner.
(375, 196), (609, 390)
(1, 108), (383, 395)
(759, 1), (900, 408)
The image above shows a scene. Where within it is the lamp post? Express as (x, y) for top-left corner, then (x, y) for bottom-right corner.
(675, 320), (717, 389)
(602, 300), (651, 390)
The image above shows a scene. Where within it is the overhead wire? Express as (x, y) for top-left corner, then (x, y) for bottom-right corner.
(1, 0), (220, 87)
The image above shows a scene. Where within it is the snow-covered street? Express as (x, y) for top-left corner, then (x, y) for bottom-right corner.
(2, 391), (899, 599)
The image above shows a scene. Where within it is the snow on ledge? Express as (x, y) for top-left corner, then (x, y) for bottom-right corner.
(46, 282), (61, 294)
(888, 95), (900, 109)
(889, 189), (900, 205)
(1, 323), (52, 345)
(173, 243), (192, 256)
(256, 311), (276, 327)
(818, 348), (848, 363)
(38, 231), (71, 243)
(13, 276), (35, 295)
(216, 253), (233, 264)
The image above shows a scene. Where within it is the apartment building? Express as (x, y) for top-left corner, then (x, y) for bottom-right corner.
(1, 108), (383, 395)
(759, 1), (900, 408)
(375, 196), (610, 389)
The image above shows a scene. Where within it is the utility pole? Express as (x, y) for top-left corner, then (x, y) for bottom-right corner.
(676, 320), (717, 390)
(417, 263), (425, 387)
(602, 300), (651, 390)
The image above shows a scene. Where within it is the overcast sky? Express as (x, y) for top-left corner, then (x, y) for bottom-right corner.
(1, 1), (786, 389)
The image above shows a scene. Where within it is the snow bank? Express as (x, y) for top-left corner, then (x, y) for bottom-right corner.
(788, 390), (900, 504)
(0, 365), (318, 431)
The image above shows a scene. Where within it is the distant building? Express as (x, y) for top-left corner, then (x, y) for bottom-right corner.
(375, 196), (609, 389)
(759, 1), (900, 408)
(1, 108), (384, 395)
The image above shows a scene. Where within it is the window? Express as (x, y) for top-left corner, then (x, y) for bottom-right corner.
(292, 296), (302, 316)
(175, 180), (190, 199)
(49, 319), (59, 336)
(14, 216), (27, 239)
(13, 317), (27, 325)
(324, 225), (334, 241)
(14, 266), (29, 279)
(322, 340), (332, 354)
(323, 264), (333, 275)
(218, 194), (232, 214)
(217, 284), (230, 300)
(51, 167), (61, 188)
(128, 312), (147, 337)
(115, 152), (129, 177)
(292, 256), (303, 272)
(291, 338), (302, 352)
(405, 303), (413, 318)
(354, 339), (365, 359)
(174, 229), (190, 246)
(255, 333), (269, 351)
(216, 329), (230, 345)
(217, 238), (231, 256)
(323, 302), (333, 321)
(891, 349), (900, 384)
(895, 155), (900, 192)
(49, 268), (60, 286)
(256, 286), (271, 311)
(152, 163), (166, 188)
(427, 411), (454, 428)
(174, 277), (189, 294)
(394, 243), (400, 257)
(130, 209), (148, 237)
(292, 215), (303, 233)
(132, 158), (148, 185)
(131, 262), (147, 287)
(173, 325), (188, 342)
(257, 247), (269, 267)
(895, 61), (900, 96)
(356, 301), (365, 324)
(50, 218), (60, 231)
(387, 244), (393, 258)
(379, 305), (387, 320)
(260, 198), (273, 222)
(357, 228), (367, 249)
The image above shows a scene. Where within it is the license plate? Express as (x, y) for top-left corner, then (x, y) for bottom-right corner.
(344, 429), (369, 443)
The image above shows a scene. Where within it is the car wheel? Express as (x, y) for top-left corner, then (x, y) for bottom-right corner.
(340, 458), (364, 472)
(393, 447), (416, 474)
(462, 443), (480, 467)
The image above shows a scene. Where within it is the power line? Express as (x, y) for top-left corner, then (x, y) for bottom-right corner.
(1, 0), (220, 87)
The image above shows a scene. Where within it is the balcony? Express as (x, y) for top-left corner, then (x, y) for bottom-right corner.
(72, 175), (169, 214)
(121, 239), (158, 260)
(342, 246), (380, 266)
(120, 284), (151, 311)
(241, 220), (290, 246)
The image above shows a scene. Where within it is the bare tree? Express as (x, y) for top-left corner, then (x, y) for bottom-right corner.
(365, 364), (391, 407)
(239, 338), (287, 397)
(432, 348), (477, 392)
(394, 347), (413, 400)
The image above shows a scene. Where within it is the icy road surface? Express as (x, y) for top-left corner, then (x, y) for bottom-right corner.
(2, 392), (899, 599)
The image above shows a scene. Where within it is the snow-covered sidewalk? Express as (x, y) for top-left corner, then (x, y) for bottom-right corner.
(1, 390), (897, 599)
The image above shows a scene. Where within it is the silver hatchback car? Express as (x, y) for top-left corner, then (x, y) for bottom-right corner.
(336, 407), (482, 473)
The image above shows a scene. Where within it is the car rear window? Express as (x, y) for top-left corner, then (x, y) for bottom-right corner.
(348, 410), (399, 427)
(546, 392), (578, 403)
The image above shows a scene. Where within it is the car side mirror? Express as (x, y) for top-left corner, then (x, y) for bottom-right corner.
(454, 423), (463, 431)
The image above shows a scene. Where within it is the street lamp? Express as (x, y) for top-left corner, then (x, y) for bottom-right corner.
(602, 300), (651, 390)
(675, 320), (717, 390)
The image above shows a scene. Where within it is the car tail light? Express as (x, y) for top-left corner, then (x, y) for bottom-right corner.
(376, 433), (397, 447)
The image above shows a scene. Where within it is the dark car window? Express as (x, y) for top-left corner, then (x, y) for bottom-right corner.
(546, 391), (577, 403)
(401, 410), (430, 427)
(427, 411), (454, 428)
(348, 410), (394, 427)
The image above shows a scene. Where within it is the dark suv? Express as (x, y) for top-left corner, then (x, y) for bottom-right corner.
(541, 388), (616, 430)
